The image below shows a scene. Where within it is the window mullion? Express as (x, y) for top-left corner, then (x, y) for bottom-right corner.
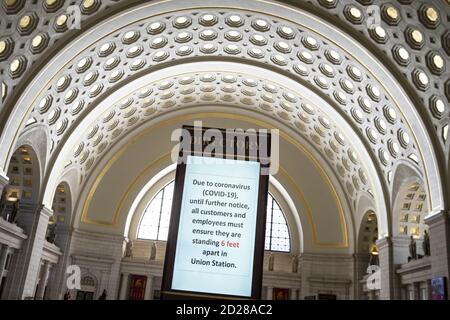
(156, 186), (165, 240)
(270, 196), (274, 251)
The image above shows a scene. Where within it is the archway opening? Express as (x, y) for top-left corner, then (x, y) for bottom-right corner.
(1, 145), (40, 224)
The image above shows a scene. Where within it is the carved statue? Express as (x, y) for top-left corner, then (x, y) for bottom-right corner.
(150, 241), (157, 261)
(0, 188), (6, 219)
(268, 253), (274, 271)
(291, 254), (299, 273)
(63, 291), (71, 300)
(409, 235), (417, 260)
(10, 199), (20, 223)
(422, 230), (431, 256)
(124, 239), (133, 258)
(98, 289), (107, 300)
(46, 223), (57, 244)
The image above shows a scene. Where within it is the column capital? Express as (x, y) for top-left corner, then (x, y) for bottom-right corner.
(40, 206), (53, 218)
(35, 260), (52, 300)
(391, 235), (411, 246)
(0, 243), (9, 256)
(425, 210), (449, 226)
(14, 203), (51, 227)
(55, 224), (71, 233)
(376, 236), (392, 249)
(17, 202), (43, 213)
(0, 171), (8, 188)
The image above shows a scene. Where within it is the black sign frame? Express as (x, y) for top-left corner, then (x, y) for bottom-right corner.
(161, 125), (271, 300)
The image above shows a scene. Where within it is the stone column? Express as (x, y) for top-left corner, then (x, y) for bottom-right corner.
(298, 254), (312, 299)
(0, 173), (8, 221)
(353, 253), (370, 300)
(418, 282), (427, 300)
(426, 280), (432, 300)
(0, 172), (8, 198)
(0, 244), (9, 280)
(266, 286), (273, 300)
(35, 261), (51, 300)
(377, 236), (405, 300)
(405, 285), (411, 300)
(425, 210), (450, 300)
(144, 275), (153, 300)
(46, 224), (72, 299)
(289, 288), (297, 300)
(99, 270), (109, 299)
(376, 237), (394, 300)
(414, 282), (421, 300)
(119, 273), (129, 300)
(391, 236), (410, 265)
(6, 204), (52, 299)
(408, 283), (420, 300)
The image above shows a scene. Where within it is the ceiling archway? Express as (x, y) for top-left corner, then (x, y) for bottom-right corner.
(38, 60), (390, 241)
(0, 0), (447, 240)
(68, 111), (355, 251)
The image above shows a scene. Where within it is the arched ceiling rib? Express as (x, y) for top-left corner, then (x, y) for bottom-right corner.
(0, 0), (448, 151)
(0, 0), (447, 220)
(22, 7), (423, 181)
(66, 70), (374, 204)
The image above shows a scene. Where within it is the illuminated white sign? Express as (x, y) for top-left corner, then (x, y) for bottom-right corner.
(171, 155), (260, 297)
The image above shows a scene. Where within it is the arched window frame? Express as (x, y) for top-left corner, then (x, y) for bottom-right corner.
(265, 193), (291, 252)
(137, 180), (174, 241)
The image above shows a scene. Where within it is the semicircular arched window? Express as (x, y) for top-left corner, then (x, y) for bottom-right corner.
(137, 180), (291, 252)
(264, 193), (291, 252)
(137, 181), (174, 241)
